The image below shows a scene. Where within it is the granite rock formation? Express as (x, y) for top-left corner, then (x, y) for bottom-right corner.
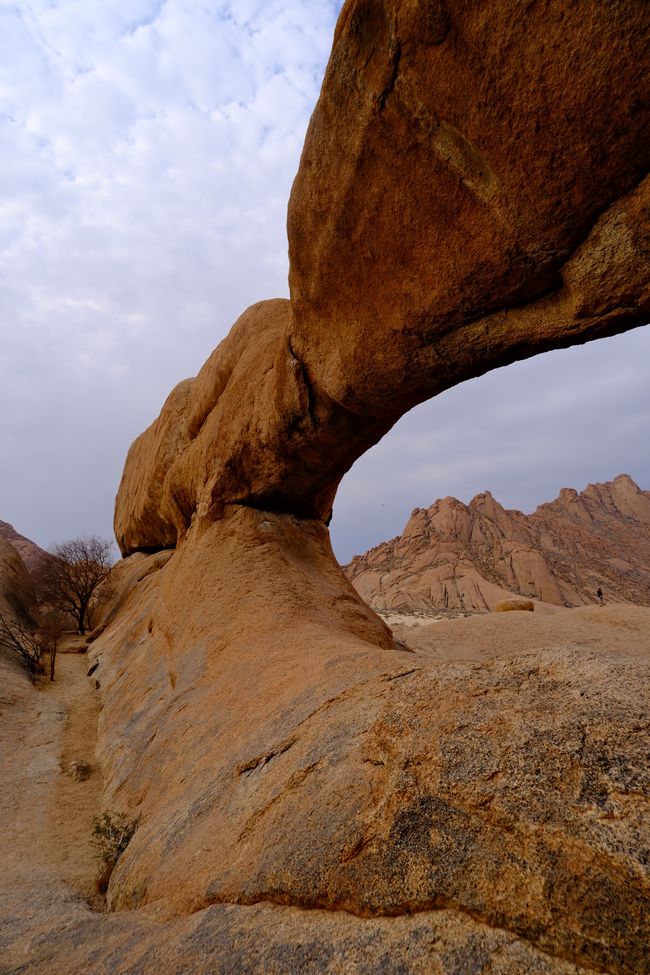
(5, 2), (650, 973)
(0, 520), (49, 574)
(0, 535), (34, 626)
(346, 475), (650, 612)
(114, 0), (649, 556)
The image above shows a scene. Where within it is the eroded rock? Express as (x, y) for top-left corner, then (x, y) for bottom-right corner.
(114, 1), (650, 555)
(86, 526), (650, 974)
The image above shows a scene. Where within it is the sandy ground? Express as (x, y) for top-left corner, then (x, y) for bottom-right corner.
(377, 608), (476, 629)
(388, 603), (650, 662)
(41, 648), (102, 897)
(0, 641), (102, 906)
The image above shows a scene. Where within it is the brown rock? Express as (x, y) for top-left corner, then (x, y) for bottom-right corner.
(0, 879), (600, 975)
(83, 533), (649, 974)
(66, 760), (93, 782)
(346, 476), (650, 612)
(114, 379), (193, 555)
(0, 536), (34, 626)
(288, 1), (650, 418)
(493, 598), (534, 613)
(0, 521), (49, 575)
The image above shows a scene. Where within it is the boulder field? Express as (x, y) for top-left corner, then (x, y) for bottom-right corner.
(4, 1), (650, 972)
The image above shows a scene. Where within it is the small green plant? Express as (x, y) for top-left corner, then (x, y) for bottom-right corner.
(92, 811), (139, 893)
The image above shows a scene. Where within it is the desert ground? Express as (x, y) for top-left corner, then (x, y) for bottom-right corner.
(383, 603), (650, 661)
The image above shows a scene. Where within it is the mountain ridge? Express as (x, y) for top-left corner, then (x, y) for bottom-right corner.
(344, 474), (650, 611)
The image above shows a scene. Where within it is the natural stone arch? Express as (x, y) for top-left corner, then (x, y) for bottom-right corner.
(101, 3), (650, 971)
(115, 0), (649, 560)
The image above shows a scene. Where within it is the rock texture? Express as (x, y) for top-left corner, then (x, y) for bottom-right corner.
(87, 538), (650, 974)
(288, 0), (650, 418)
(0, 535), (34, 625)
(4, 592), (649, 975)
(0, 520), (48, 574)
(0, 880), (603, 975)
(346, 475), (650, 612)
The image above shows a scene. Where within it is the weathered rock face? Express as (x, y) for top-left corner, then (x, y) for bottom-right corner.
(0, 535), (34, 625)
(288, 0), (650, 416)
(114, 299), (393, 555)
(0, 520), (48, 574)
(84, 526), (650, 975)
(346, 475), (650, 611)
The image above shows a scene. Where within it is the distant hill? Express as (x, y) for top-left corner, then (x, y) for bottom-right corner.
(344, 474), (650, 612)
(0, 521), (49, 573)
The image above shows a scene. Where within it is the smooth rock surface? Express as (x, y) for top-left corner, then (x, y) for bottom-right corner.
(78, 513), (650, 974)
(0, 520), (49, 574)
(0, 535), (34, 624)
(288, 0), (650, 416)
(115, 1), (650, 555)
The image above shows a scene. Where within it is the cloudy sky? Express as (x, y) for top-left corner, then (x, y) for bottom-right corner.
(1, 0), (648, 565)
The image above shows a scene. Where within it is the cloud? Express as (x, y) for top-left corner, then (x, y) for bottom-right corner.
(0, 0), (342, 547)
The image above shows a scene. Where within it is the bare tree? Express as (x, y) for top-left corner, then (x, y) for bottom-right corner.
(38, 614), (64, 680)
(0, 610), (44, 679)
(34, 535), (115, 635)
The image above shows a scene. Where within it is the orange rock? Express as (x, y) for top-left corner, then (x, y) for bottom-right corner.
(115, 0), (650, 555)
(493, 598), (534, 613)
(85, 521), (650, 973)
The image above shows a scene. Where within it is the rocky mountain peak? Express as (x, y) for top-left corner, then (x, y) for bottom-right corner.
(345, 476), (650, 612)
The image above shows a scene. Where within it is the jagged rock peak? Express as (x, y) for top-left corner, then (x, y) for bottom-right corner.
(346, 476), (650, 612)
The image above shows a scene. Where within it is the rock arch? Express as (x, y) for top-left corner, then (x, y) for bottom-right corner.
(115, 0), (649, 563)
(100, 3), (649, 970)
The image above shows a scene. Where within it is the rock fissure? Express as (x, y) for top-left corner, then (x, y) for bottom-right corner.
(237, 739), (297, 777)
(376, 38), (401, 111)
(207, 891), (609, 974)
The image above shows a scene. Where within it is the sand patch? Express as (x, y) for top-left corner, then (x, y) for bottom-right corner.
(390, 603), (650, 662)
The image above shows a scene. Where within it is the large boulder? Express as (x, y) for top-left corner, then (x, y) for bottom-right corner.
(84, 526), (649, 975)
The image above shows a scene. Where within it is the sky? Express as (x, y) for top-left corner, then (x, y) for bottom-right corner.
(1, 0), (648, 566)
